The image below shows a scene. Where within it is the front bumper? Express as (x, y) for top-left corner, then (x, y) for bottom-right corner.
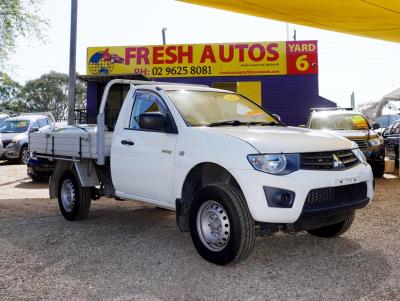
(2, 146), (19, 159)
(27, 158), (55, 178)
(230, 163), (374, 224)
(363, 144), (385, 165)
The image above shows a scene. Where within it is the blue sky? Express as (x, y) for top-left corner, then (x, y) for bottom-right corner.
(6, 0), (400, 107)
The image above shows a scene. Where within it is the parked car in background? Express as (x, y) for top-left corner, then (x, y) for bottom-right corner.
(382, 120), (400, 165)
(373, 114), (400, 136)
(0, 113), (55, 164)
(307, 108), (385, 177)
(27, 157), (55, 182)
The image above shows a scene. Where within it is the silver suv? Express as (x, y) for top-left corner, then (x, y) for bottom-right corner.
(0, 113), (55, 163)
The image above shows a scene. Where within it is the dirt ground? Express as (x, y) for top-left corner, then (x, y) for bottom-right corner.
(0, 162), (399, 301)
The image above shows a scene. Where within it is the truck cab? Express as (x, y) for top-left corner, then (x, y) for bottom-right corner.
(30, 80), (374, 265)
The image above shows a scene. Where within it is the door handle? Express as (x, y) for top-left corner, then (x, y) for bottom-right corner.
(121, 139), (134, 146)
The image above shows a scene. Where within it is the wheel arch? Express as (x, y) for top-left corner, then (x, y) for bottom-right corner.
(175, 162), (244, 232)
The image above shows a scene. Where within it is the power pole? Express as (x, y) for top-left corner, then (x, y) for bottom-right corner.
(67, 0), (78, 125)
(286, 23), (289, 40)
(162, 27), (167, 45)
(351, 91), (355, 108)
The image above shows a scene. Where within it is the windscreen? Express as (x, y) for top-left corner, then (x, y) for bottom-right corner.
(310, 113), (370, 130)
(167, 90), (278, 126)
(0, 120), (30, 133)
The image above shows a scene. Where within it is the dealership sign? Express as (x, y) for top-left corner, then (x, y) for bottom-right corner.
(87, 40), (318, 78)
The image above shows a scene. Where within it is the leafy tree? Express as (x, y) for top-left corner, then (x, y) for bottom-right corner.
(0, 0), (47, 66)
(19, 71), (86, 121)
(0, 72), (21, 111)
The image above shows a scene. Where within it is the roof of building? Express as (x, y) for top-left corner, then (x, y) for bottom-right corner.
(78, 73), (150, 83)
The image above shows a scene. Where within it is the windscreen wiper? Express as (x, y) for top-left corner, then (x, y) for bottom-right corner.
(247, 121), (282, 126)
(208, 120), (247, 127)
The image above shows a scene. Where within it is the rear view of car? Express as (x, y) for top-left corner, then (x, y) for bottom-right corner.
(307, 108), (385, 177)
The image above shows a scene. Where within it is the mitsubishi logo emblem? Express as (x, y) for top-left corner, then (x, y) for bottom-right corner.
(333, 154), (344, 169)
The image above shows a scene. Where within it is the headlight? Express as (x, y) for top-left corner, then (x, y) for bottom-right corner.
(247, 153), (299, 175)
(6, 142), (15, 148)
(368, 137), (383, 146)
(352, 148), (367, 165)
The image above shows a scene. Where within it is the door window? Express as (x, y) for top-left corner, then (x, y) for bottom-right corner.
(31, 120), (39, 130)
(38, 118), (48, 128)
(128, 91), (167, 130)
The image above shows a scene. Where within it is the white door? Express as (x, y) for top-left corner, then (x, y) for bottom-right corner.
(111, 89), (178, 204)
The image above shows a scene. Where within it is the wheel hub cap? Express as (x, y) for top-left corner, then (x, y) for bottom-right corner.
(197, 200), (230, 251)
(61, 179), (75, 212)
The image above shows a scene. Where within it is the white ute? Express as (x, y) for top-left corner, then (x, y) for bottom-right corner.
(30, 80), (374, 265)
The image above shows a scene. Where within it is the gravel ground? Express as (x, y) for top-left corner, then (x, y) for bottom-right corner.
(0, 162), (399, 301)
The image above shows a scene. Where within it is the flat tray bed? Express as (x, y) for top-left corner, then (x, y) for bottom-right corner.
(29, 126), (112, 160)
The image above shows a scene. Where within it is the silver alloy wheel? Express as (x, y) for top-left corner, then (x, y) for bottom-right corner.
(21, 148), (29, 164)
(61, 179), (76, 213)
(196, 200), (231, 251)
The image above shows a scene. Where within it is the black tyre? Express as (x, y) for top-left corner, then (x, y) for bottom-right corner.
(19, 145), (29, 164)
(307, 211), (355, 238)
(372, 163), (385, 178)
(58, 171), (91, 221)
(189, 183), (255, 265)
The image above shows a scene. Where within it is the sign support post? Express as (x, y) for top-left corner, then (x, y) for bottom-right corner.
(67, 0), (78, 125)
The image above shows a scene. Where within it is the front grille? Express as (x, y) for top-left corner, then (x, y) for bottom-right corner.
(2, 140), (12, 148)
(304, 182), (368, 209)
(350, 139), (368, 149)
(300, 149), (359, 170)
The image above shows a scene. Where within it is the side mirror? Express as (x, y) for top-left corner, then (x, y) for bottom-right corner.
(298, 124), (306, 128)
(30, 127), (39, 133)
(272, 114), (281, 122)
(372, 123), (380, 130)
(139, 112), (166, 131)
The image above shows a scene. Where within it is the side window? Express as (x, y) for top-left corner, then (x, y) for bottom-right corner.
(128, 91), (167, 130)
(31, 120), (39, 129)
(38, 118), (48, 128)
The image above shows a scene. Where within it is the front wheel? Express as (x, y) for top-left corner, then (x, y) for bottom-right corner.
(307, 212), (355, 238)
(189, 183), (255, 265)
(19, 145), (29, 164)
(58, 171), (91, 221)
(372, 163), (385, 178)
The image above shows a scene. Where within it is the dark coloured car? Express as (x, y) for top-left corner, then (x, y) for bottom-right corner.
(27, 157), (55, 182)
(382, 120), (400, 165)
(307, 108), (385, 177)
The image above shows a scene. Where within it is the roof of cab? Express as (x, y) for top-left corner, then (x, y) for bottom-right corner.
(138, 84), (234, 94)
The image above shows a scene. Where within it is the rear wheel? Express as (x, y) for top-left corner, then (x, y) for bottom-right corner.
(189, 183), (255, 265)
(58, 171), (91, 221)
(307, 212), (355, 238)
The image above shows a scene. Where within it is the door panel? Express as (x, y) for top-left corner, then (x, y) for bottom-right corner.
(113, 130), (177, 202)
(111, 89), (177, 204)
